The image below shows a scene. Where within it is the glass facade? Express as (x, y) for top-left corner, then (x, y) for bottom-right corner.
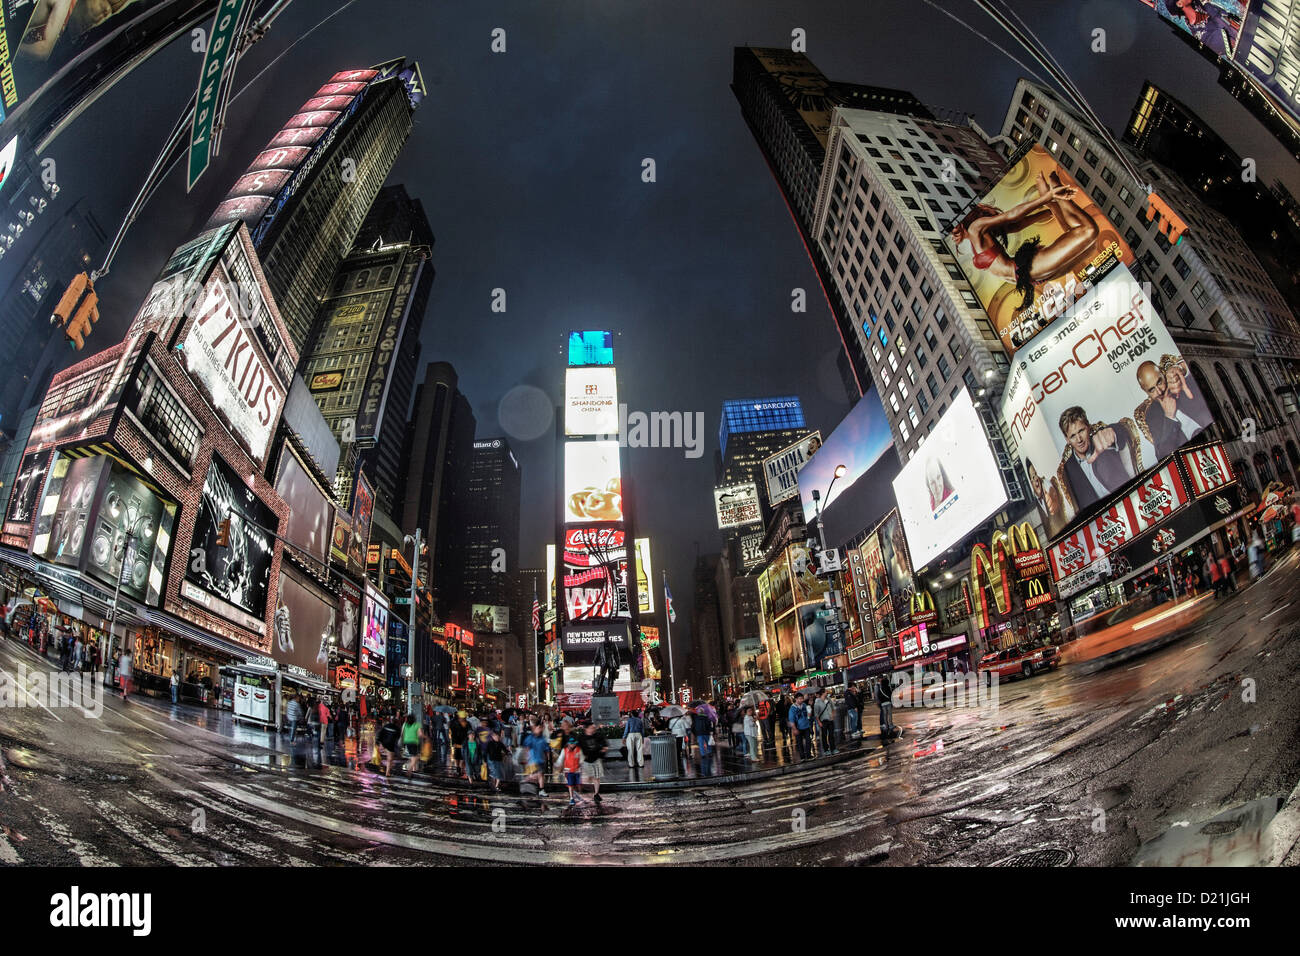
(719, 397), (806, 459)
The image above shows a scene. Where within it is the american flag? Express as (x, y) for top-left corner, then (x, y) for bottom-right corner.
(531, 594), (541, 631)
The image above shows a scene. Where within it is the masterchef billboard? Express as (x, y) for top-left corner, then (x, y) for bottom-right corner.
(1001, 266), (1211, 527)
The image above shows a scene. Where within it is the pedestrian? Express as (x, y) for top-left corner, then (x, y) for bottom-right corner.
(450, 711), (470, 777)
(560, 735), (584, 805)
(623, 709), (645, 769)
(334, 701), (350, 747)
(485, 729), (507, 791)
(117, 647), (133, 701)
(776, 693), (792, 748)
(522, 720), (551, 797)
(578, 723), (607, 803)
(743, 705), (759, 763)
(845, 684), (861, 739)
(401, 713), (423, 778)
(758, 697), (775, 753)
(1218, 553), (1237, 594)
(285, 694), (304, 741)
(1207, 550), (1224, 598)
(816, 686), (837, 754)
(691, 705), (716, 776)
(875, 675), (897, 743)
(305, 694), (321, 743)
(170, 669), (180, 704)
(377, 711), (401, 778)
(1249, 531), (1266, 579)
(788, 693), (812, 759)
(669, 709), (690, 767)
(318, 697), (332, 747)
(731, 706), (747, 758)
(465, 724), (485, 784)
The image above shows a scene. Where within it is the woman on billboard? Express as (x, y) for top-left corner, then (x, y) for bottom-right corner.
(925, 458), (956, 512)
(949, 172), (1098, 313)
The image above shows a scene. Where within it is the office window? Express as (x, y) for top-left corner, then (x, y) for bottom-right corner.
(906, 254), (920, 276)
(1101, 167), (1117, 187)
(1192, 282), (1209, 309)
(888, 351), (899, 372)
(899, 420), (910, 442)
(924, 327), (939, 351)
(1173, 254), (1191, 280)
(1159, 275), (1178, 300)
(890, 393), (901, 413)
(908, 405), (920, 427)
(906, 362), (917, 384)
(1059, 152), (1074, 170)
(937, 355), (951, 379)
(911, 299), (924, 321)
(1176, 302), (1193, 326)
(927, 373), (939, 399)
(951, 338), (965, 364)
(935, 306), (949, 331)
(1084, 148), (1099, 167)
(1074, 169), (1090, 189)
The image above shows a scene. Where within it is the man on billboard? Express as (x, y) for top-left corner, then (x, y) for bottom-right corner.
(1059, 407), (1137, 509)
(1136, 360), (1214, 460)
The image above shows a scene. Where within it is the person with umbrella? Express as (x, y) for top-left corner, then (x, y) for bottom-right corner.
(662, 704), (689, 768)
(690, 703), (716, 776)
(742, 705), (759, 763)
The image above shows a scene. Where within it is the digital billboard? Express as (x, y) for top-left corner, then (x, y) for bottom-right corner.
(337, 577), (361, 654)
(563, 526), (630, 621)
(797, 393), (893, 522)
(273, 569), (334, 681)
(273, 447), (333, 567)
(947, 143), (1136, 356)
(362, 583), (389, 676)
(1235, 1), (1300, 126)
(878, 511), (916, 629)
(471, 604), (510, 633)
(349, 470), (374, 575)
(565, 367), (619, 435)
(41, 454), (105, 567)
(560, 622), (632, 666)
(893, 389), (1010, 570)
(564, 441), (622, 523)
(1000, 266), (1211, 521)
(568, 330), (614, 366)
(1150, 1), (1247, 58)
(180, 261), (288, 466)
(714, 482), (761, 529)
(634, 537), (654, 613)
(356, 255), (422, 443)
(184, 454), (276, 632)
(763, 432), (821, 507)
(6, 449), (52, 538)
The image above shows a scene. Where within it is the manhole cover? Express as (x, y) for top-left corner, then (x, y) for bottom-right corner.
(1199, 817), (1243, 835)
(991, 846), (1075, 867)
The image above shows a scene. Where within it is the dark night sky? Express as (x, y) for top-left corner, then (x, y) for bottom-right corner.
(27, 0), (1300, 661)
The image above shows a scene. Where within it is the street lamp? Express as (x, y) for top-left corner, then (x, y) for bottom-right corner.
(810, 464), (847, 672)
(402, 529), (426, 716)
(103, 511), (156, 685)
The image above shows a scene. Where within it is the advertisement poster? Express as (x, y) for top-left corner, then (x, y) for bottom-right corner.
(565, 367), (619, 435)
(185, 455), (276, 630)
(5, 450), (51, 529)
(740, 530), (765, 572)
(561, 622), (632, 666)
(362, 584), (389, 676)
(1182, 443), (1235, 496)
(714, 482), (762, 529)
(1152, 0), (1247, 58)
(337, 577), (361, 653)
(1235, 2), (1299, 126)
(564, 441), (623, 523)
(634, 537), (654, 613)
(798, 396), (893, 521)
(349, 471), (374, 576)
(799, 604), (843, 670)
(78, 458), (174, 607)
(274, 447), (333, 566)
(789, 542), (829, 606)
(273, 569), (334, 680)
(471, 604), (510, 633)
(40, 454), (90, 565)
(1001, 266), (1211, 519)
(568, 330), (615, 366)
(878, 512), (915, 629)
(893, 389), (1009, 571)
(762, 432), (821, 507)
(775, 612), (804, 674)
(947, 143), (1136, 356)
(563, 526), (630, 621)
(767, 551), (795, 619)
(180, 262), (288, 466)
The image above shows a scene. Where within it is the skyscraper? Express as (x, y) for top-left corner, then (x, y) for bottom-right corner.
(400, 361), (476, 625)
(299, 185), (434, 513)
(732, 47), (937, 399)
(205, 59), (425, 353)
(463, 437), (522, 621)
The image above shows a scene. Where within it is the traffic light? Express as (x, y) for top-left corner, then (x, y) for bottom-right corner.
(51, 272), (99, 350)
(215, 518), (231, 547)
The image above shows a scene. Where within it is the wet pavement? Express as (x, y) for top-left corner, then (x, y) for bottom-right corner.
(2, 554), (1298, 865)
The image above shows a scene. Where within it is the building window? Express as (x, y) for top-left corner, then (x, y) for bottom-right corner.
(1118, 184), (1133, 206)
(1176, 302), (1193, 326)
(1074, 169), (1090, 189)
(354, 271), (370, 290)
(950, 337), (964, 364)
(927, 373), (940, 399)
(1084, 148), (1099, 167)
(908, 405), (920, 427)
(924, 327), (939, 351)
(917, 390), (930, 415)
(899, 420), (910, 442)
(1101, 167), (1117, 187)
(937, 355), (951, 379)
(890, 393), (901, 413)
(906, 362), (917, 384)
(135, 365), (200, 466)
(1191, 282), (1209, 309)
(1173, 254), (1191, 280)
(935, 306), (949, 331)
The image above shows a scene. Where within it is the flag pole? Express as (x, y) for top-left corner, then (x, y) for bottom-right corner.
(662, 568), (677, 706)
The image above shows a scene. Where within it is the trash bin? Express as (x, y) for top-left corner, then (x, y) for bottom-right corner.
(650, 732), (678, 779)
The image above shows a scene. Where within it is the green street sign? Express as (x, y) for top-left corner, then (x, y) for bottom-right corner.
(188, 0), (250, 191)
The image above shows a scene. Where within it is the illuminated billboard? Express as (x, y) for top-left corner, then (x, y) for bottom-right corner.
(183, 454), (277, 632)
(634, 537), (654, 613)
(797, 394), (893, 522)
(273, 447), (333, 567)
(947, 143), (1136, 356)
(564, 441), (622, 523)
(763, 432), (821, 507)
(471, 604), (510, 633)
(1000, 266), (1211, 522)
(893, 389), (1010, 570)
(349, 471), (374, 576)
(568, 330), (614, 366)
(565, 366), (619, 435)
(1234, 2), (1300, 127)
(362, 584), (389, 676)
(179, 260), (288, 466)
(714, 482), (761, 529)
(563, 527), (630, 621)
(274, 568), (334, 681)
(1149, 1), (1246, 58)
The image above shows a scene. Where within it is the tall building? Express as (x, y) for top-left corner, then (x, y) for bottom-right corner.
(400, 361), (476, 625)
(717, 396), (806, 461)
(0, 199), (107, 433)
(205, 60), (424, 353)
(1124, 81), (1300, 319)
(689, 552), (725, 691)
(462, 437), (522, 620)
(731, 47), (939, 399)
(298, 185), (434, 513)
(1001, 78), (1300, 494)
(809, 104), (1016, 479)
